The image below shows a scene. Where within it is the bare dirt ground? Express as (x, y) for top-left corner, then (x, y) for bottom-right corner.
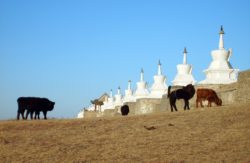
(1, 101), (250, 162)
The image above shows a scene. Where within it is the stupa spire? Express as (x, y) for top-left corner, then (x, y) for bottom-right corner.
(183, 47), (187, 64)
(110, 89), (113, 97)
(140, 68), (144, 81)
(128, 80), (131, 90)
(172, 47), (196, 86)
(117, 86), (121, 95)
(158, 60), (162, 75)
(123, 79), (135, 102)
(150, 59), (168, 98)
(135, 68), (149, 99)
(219, 25), (225, 49)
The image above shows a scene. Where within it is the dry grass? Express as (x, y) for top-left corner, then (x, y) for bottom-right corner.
(1, 102), (250, 163)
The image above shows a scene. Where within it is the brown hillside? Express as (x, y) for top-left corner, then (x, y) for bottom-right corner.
(1, 102), (250, 162)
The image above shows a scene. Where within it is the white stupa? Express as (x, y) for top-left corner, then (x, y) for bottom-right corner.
(77, 109), (85, 118)
(150, 60), (168, 98)
(134, 69), (149, 99)
(114, 87), (123, 106)
(200, 26), (239, 84)
(102, 89), (114, 110)
(172, 48), (196, 86)
(123, 80), (136, 102)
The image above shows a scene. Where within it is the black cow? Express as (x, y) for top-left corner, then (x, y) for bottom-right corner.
(17, 97), (55, 120)
(168, 84), (195, 112)
(121, 105), (129, 116)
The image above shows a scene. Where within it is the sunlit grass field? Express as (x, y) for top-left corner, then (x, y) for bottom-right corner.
(1, 102), (250, 162)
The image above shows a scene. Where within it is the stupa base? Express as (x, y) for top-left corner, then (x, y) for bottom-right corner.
(200, 69), (239, 84)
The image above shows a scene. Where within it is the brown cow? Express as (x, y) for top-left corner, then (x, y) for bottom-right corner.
(196, 88), (222, 108)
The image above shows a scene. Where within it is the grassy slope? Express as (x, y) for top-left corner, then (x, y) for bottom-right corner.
(1, 102), (250, 162)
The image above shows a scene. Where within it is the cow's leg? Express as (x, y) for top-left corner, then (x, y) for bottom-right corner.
(17, 109), (24, 120)
(30, 111), (34, 120)
(37, 112), (40, 120)
(17, 107), (23, 120)
(17, 106), (20, 120)
(186, 100), (190, 110)
(208, 101), (211, 107)
(184, 100), (190, 110)
(200, 100), (204, 107)
(170, 104), (173, 112)
(26, 110), (30, 120)
(18, 107), (26, 120)
(184, 100), (187, 110)
(170, 103), (173, 112)
(21, 111), (25, 120)
(43, 111), (47, 120)
(172, 98), (178, 111)
(169, 96), (173, 112)
(170, 96), (177, 112)
(34, 111), (37, 120)
(196, 99), (199, 108)
(173, 103), (178, 111)
(17, 111), (20, 120)
(17, 111), (22, 120)
(17, 104), (23, 120)
(35, 111), (40, 120)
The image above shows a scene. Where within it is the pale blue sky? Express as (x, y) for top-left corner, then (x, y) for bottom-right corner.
(0, 0), (249, 120)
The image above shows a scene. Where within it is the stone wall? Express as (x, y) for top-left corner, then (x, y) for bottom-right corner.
(123, 69), (249, 115)
(102, 107), (121, 117)
(124, 102), (137, 115)
(237, 70), (250, 102)
(133, 98), (162, 115)
(85, 70), (250, 117)
(84, 111), (98, 118)
(120, 99), (162, 115)
(138, 82), (239, 113)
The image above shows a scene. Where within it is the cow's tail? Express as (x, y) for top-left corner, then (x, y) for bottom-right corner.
(167, 86), (171, 98)
(17, 97), (21, 120)
(17, 97), (21, 110)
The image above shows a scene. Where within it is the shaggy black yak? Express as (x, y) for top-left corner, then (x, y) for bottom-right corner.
(168, 84), (195, 112)
(121, 105), (129, 116)
(17, 97), (55, 120)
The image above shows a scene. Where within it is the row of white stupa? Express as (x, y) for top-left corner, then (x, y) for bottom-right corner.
(81, 26), (239, 113)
